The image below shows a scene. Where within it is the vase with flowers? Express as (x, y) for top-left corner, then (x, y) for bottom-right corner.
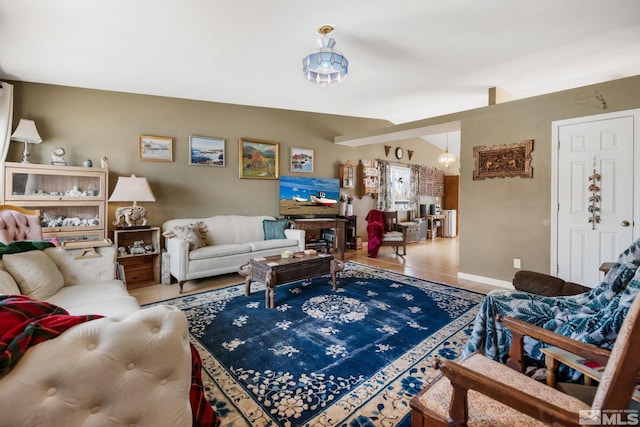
(340, 193), (354, 216)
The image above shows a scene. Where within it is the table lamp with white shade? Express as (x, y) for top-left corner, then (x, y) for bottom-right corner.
(11, 119), (42, 164)
(108, 175), (156, 229)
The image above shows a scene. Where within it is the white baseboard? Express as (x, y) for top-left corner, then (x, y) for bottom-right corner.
(457, 272), (513, 289)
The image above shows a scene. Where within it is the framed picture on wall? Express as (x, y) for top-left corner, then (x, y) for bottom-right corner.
(189, 135), (225, 167)
(290, 147), (314, 173)
(138, 135), (173, 162)
(238, 138), (279, 179)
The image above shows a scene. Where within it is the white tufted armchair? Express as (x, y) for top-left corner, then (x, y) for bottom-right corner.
(0, 304), (193, 427)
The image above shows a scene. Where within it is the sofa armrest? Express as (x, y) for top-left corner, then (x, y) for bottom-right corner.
(45, 246), (117, 286)
(165, 236), (191, 282)
(0, 305), (192, 427)
(284, 228), (306, 252)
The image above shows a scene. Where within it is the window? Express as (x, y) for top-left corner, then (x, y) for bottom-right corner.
(390, 165), (411, 209)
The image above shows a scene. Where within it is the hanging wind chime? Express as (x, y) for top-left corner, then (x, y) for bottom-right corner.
(588, 158), (601, 230)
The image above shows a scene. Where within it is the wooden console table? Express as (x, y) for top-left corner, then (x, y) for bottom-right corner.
(291, 218), (347, 261)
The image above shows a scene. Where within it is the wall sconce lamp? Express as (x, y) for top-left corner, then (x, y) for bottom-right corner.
(108, 175), (156, 229)
(11, 119), (42, 164)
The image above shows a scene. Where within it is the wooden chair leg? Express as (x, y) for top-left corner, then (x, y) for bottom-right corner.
(545, 353), (560, 387)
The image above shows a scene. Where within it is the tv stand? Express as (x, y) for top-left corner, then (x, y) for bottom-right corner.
(290, 217), (347, 261)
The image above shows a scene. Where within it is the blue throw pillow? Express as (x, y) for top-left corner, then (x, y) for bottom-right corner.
(263, 219), (289, 240)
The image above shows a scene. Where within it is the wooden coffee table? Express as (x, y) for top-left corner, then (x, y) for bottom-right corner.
(239, 253), (344, 308)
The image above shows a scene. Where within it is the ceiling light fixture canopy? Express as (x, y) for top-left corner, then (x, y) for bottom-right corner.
(302, 25), (348, 86)
(438, 133), (457, 168)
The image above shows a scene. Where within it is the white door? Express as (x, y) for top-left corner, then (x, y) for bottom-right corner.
(556, 116), (634, 287)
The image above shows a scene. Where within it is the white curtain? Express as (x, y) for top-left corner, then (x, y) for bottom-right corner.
(0, 82), (14, 203)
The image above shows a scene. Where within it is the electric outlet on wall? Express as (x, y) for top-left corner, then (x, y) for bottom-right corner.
(513, 258), (521, 269)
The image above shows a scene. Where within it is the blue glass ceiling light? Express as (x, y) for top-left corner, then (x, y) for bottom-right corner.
(302, 25), (348, 86)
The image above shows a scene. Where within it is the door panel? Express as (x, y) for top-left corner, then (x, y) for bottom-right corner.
(557, 117), (634, 287)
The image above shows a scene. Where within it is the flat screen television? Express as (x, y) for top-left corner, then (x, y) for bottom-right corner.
(279, 176), (340, 218)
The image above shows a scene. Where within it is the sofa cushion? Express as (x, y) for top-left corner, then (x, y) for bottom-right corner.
(45, 280), (140, 317)
(189, 243), (252, 261)
(3, 251), (64, 300)
(204, 215), (274, 245)
(249, 239), (299, 252)
(0, 260), (19, 295)
(162, 221), (208, 250)
(263, 219), (289, 240)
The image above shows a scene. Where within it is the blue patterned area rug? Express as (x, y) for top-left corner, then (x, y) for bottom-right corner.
(146, 262), (485, 426)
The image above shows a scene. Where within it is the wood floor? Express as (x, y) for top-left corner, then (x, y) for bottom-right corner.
(130, 236), (501, 305)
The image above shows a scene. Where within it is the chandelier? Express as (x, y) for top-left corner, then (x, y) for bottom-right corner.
(438, 133), (457, 168)
(302, 25), (348, 86)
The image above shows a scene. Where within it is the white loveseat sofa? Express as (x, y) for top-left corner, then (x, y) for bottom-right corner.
(163, 215), (305, 292)
(0, 245), (195, 427)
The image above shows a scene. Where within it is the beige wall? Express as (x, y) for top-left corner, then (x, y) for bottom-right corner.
(8, 81), (443, 242)
(9, 75), (640, 284)
(456, 75), (640, 282)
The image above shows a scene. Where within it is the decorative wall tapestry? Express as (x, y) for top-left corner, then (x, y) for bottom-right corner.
(472, 139), (534, 180)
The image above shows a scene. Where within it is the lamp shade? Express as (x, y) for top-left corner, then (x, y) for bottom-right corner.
(108, 175), (156, 203)
(11, 119), (42, 144)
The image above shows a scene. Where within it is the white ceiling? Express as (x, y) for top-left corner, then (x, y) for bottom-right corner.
(1, 1), (639, 141)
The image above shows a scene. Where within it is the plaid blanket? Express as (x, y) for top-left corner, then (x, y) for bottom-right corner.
(0, 294), (102, 378)
(190, 343), (221, 427)
(0, 240), (55, 257)
(0, 295), (220, 426)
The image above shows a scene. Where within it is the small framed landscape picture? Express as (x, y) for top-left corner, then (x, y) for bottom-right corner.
(138, 135), (173, 162)
(290, 147), (314, 173)
(239, 138), (279, 179)
(189, 135), (225, 167)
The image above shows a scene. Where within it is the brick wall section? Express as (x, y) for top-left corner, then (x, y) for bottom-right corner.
(419, 166), (445, 197)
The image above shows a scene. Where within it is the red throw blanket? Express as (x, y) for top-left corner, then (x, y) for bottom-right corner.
(0, 295), (102, 378)
(366, 209), (385, 258)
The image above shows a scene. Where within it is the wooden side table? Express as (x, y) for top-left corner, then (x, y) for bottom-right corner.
(113, 227), (161, 288)
(422, 214), (446, 239)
